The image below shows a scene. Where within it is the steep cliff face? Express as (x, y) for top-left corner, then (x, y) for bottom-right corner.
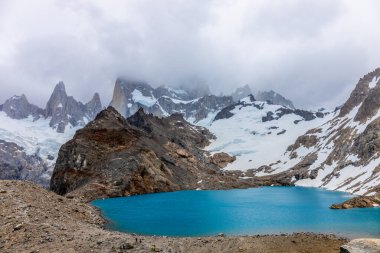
(50, 107), (257, 201)
(45, 82), (102, 133)
(279, 69), (380, 195)
(109, 78), (233, 123)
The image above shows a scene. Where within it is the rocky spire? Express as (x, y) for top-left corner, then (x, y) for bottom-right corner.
(85, 93), (102, 119)
(1, 94), (43, 120)
(45, 82), (69, 132)
(44, 82), (102, 133)
(339, 68), (380, 120)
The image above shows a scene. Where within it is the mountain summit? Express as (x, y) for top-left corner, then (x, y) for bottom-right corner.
(109, 78), (233, 123)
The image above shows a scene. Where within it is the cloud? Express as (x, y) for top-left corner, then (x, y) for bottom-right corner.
(0, 0), (379, 109)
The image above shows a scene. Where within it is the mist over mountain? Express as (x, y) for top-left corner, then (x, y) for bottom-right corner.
(1, 1), (380, 110)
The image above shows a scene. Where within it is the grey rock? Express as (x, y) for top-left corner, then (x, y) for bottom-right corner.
(231, 85), (252, 102)
(255, 90), (296, 109)
(0, 140), (50, 187)
(340, 238), (380, 253)
(110, 78), (234, 122)
(45, 82), (102, 133)
(1, 94), (43, 120)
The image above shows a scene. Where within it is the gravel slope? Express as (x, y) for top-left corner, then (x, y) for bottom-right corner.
(0, 180), (349, 253)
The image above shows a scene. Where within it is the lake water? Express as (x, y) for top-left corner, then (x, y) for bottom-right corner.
(91, 186), (380, 237)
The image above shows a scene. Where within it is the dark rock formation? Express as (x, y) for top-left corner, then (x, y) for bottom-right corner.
(1, 94), (43, 120)
(330, 193), (380, 209)
(50, 107), (249, 201)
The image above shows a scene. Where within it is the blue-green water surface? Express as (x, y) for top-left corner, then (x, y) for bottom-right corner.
(91, 187), (380, 237)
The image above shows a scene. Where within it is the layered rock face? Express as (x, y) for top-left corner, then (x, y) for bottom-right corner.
(51, 107), (256, 201)
(45, 82), (102, 133)
(1, 94), (44, 120)
(281, 68), (380, 196)
(109, 78), (233, 123)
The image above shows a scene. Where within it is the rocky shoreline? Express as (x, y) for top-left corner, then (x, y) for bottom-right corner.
(0, 180), (355, 253)
(330, 194), (380, 209)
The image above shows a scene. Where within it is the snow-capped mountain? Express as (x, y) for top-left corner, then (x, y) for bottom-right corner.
(0, 82), (102, 186)
(208, 69), (380, 196)
(203, 94), (329, 172)
(282, 68), (380, 195)
(109, 78), (234, 123)
(45, 82), (102, 133)
(255, 90), (296, 109)
(231, 84), (296, 109)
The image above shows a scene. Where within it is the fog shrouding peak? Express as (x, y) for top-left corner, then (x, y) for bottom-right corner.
(1, 0), (380, 109)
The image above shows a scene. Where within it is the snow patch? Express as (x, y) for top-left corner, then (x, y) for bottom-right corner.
(131, 89), (157, 107)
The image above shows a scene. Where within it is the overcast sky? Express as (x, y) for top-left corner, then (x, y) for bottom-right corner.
(0, 0), (380, 109)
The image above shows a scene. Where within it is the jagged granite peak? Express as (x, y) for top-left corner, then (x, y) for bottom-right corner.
(339, 68), (380, 119)
(109, 77), (235, 123)
(1, 94), (44, 120)
(50, 106), (266, 201)
(45, 81), (102, 133)
(255, 90), (296, 109)
(85, 92), (102, 119)
(231, 84), (253, 102)
(109, 78), (156, 118)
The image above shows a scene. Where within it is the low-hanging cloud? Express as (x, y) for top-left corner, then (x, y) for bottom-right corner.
(0, 0), (380, 109)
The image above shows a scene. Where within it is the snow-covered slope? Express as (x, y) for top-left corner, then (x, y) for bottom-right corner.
(202, 96), (329, 172)
(0, 111), (79, 185)
(0, 112), (79, 163)
(281, 68), (380, 195)
(202, 69), (380, 196)
(0, 82), (102, 186)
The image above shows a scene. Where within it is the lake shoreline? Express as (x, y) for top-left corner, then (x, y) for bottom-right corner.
(91, 186), (380, 238)
(0, 180), (354, 252)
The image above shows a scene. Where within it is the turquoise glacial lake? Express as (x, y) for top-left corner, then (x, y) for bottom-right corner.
(91, 187), (380, 237)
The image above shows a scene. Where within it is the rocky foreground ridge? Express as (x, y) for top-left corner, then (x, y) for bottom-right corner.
(0, 180), (350, 253)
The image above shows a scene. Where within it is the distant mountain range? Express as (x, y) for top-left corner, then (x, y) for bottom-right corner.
(0, 82), (102, 186)
(1, 70), (380, 201)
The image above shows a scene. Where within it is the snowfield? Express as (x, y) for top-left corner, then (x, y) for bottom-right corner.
(0, 111), (79, 167)
(201, 98), (330, 171)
